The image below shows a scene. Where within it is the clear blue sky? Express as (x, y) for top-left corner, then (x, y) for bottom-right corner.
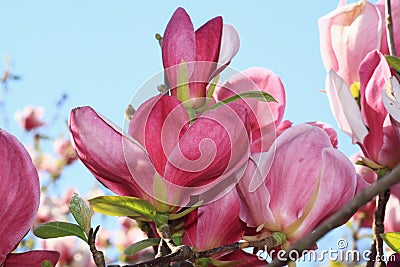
(1, 1), (364, 266)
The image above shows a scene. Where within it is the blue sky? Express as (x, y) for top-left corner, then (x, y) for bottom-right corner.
(1, 1), (365, 265)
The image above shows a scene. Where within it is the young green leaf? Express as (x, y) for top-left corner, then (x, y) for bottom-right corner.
(89, 196), (156, 222)
(168, 201), (203, 220)
(209, 90), (276, 110)
(386, 55), (400, 73)
(69, 193), (92, 235)
(41, 260), (54, 267)
(382, 232), (400, 254)
(33, 221), (87, 242)
(124, 238), (161, 256)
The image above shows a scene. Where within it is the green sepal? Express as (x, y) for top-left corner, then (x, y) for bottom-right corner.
(386, 55), (400, 73)
(382, 232), (400, 254)
(168, 201), (203, 220)
(33, 221), (88, 242)
(209, 90), (276, 110)
(153, 173), (170, 213)
(124, 238), (161, 256)
(177, 60), (192, 109)
(89, 196), (156, 222)
(69, 193), (92, 235)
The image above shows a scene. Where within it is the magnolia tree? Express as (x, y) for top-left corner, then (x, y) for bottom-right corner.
(2, 1), (400, 267)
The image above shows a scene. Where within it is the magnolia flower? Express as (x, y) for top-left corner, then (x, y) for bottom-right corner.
(236, 124), (365, 246)
(69, 94), (250, 208)
(53, 138), (78, 165)
(183, 189), (264, 266)
(162, 8), (239, 108)
(15, 106), (46, 131)
(319, 0), (382, 86)
(0, 129), (59, 266)
(326, 50), (400, 168)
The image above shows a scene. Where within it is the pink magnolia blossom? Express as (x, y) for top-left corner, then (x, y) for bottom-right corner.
(326, 50), (400, 168)
(183, 189), (264, 266)
(15, 106), (46, 131)
(0, 129), (59, 266)
(319, 0), (382, 86)
(53, 138), (78, 165)
(69, 94), (250, 208)
(236, 124), (365, 245)
(214, 67), (286, 153)
(162, 8), (239, 108)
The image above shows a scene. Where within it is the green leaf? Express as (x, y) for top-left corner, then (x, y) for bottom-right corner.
(168, 201), (203, 220)
(209, 90), (277, 110)
(124, 238), (161, 256)
(69, 193), (92, 235)
(33, 221), (87, 242)
(41, 260), (53, 267)
(89, 196), (156, 222)
(382, 232), (400, 254)
(386, 55), (400, 73)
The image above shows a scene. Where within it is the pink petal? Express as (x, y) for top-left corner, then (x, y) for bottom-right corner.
(326, 70), (368, 144)
(216, 67), (286, 152)
(359, 50), (395, 165)
(128, 95), (190, 179)
(0, 129), (40, 264)
(4, 251), (60, 267)
(218, 250), (266, 267)
(183, 189), (244, 250)
(164, 102), (250, 190)
(236, 156), (274, 228)
(318, 1), (381, 85)
(162, 8), (196, 90)
(265, 124), (334, 232)
(69, 106), (155, 201)
(307, 121), (339, 148)
(383, 76), (400, 122)
(287, 148), (358, 242)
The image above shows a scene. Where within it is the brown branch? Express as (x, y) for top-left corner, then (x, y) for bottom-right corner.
(108, 233), (285, 267)
(268, 164), (400, 267)
(386, 0), (397, 56)
(89, 226), (106, 267)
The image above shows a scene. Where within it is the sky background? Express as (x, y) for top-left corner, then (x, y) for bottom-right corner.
(0, 1), (369, 266)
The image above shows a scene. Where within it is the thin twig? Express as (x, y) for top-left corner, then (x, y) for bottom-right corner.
(89, 226), (106, 267)
(108, 233), (285, 267)
(386, 0), (397, 56)
(268, 164), (400, 267)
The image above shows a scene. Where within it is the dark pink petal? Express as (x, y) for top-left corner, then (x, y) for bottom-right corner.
(162, 8), (196, 90)
(387, 253), (400, 267)
(287, 148), (358, 242)
(183, 189), (244, 250)
(69, 106), (155, 201)
(216, 67), (286, 153)
(0, 129), (40, 264)
(359, 50), (400, 166)
(129, 95), (190, 178)
(164, 102), (250, 189)
(189, 17), (223, 101)
(4, 251), (60, 267)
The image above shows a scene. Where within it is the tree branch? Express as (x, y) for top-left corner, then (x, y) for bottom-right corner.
(268, 164), (400, 267)
(89, 226), (106, 267)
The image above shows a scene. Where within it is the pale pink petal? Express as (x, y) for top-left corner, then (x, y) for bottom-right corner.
(4, 251), (60, 267)
(69, 106), (154, 201)
(216, 67), (286, 152)
(326, 70), (368, 144)
(319, 1), (381, 85)
(162, 7), (196, 90)
(385, 194), (400, 232)
(0, 129), (40, 264)
(288, 148), (358, 242)
(307, 121), (339, 148)
(183, 189), (244, 250)
(383, 76), (400, 122)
